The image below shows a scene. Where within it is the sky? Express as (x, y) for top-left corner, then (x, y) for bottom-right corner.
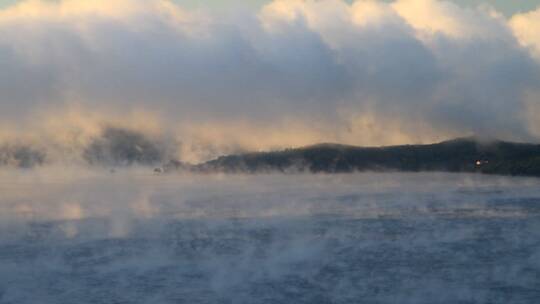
(0, 0), (540, 163)
(170, 0), (540, 16)
(0, 0), (537, 17)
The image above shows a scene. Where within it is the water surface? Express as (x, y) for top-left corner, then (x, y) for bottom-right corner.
(0, 170), (539, 303)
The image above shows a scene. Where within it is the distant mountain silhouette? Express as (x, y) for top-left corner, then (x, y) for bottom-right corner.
(3, 134), (540, 177)
(167, 137), (540, 177)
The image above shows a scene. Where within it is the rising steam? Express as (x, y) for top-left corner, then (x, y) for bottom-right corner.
(0, 0), (538, 163)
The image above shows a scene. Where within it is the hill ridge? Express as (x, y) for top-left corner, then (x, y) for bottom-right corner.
(166, 137), (540, 177)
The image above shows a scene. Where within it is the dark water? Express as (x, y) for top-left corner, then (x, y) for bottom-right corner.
(0, 171), (539, 303)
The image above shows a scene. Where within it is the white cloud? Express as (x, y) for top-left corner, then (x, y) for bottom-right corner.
(0, 0), (538, 163)
(511, 5), (540, 60)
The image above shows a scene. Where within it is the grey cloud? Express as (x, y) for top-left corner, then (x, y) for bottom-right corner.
(0, 0), (538, 161)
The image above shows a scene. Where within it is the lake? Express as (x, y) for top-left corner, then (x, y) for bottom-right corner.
(0, 170), (539, 303)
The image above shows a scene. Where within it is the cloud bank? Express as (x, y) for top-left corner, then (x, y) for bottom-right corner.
(0, 0), (539, 163)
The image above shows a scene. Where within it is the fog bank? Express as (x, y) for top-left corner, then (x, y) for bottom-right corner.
(0, 0), (539, 162)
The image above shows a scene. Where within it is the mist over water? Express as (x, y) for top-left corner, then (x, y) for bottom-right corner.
(1, 0), (540, 302)
(0, 170), (539, 303)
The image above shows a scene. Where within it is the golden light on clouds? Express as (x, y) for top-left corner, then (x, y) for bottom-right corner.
(0, 0), (538, 163)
